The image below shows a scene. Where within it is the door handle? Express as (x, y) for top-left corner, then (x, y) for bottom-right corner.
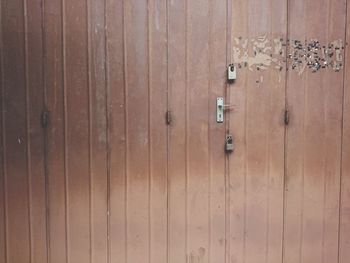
(216, 97), (235, 123)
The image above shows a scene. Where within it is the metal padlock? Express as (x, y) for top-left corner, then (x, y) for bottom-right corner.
(227, 64), (236, 81)
(225, 135), (234, 153)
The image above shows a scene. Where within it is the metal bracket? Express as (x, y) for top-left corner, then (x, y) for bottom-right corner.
(284, 109), (289, 125)
(165, 110), (172, 125)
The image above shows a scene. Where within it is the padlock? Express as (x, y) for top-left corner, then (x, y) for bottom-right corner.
(225, 135), (234, 153)
(227, 64), (236, 81)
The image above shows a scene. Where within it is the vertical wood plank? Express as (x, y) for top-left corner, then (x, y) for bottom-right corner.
(339, 1), (350, 262)
(45, 0), (67, 262)
(88, 0), (108, 261)
(168, 0), (187, 262)
(1, 0), (31, 262)
(229, 1), (286, 263)
(0, 96), (5, 263)
(25, 0), (47, 262)
(186, 0), (210, 262)
(208, 0), (227, 262)
(106, 0), (127, 261)
(64, 0), (90, 261)
(282, 2), (307, 262)
(284, 1), (346, 263)
(149, 0), (168, 262)
(0, 106), (5, 263)
(319, 3), (346, 262)
(0, 0), (6, 260)
(124, 0), (150, 262)
(228, 3), (249, 262)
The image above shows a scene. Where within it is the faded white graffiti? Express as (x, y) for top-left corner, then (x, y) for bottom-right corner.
(233, 36), (345, 74)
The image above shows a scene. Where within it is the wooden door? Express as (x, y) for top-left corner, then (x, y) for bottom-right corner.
(228, 1), (287, 262)
(228, 1), (348, 263)
(284, 1), (347, 263)
(167, 0), (228, 262)
(1, 0), (350, 263)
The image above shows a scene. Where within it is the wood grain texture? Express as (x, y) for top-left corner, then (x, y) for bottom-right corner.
(64, 0), (90, 261)
(0, 0), (6, 261)
(168, 1), (229, 263)
(339, 1), (350, 261)
(25, 0), (47, 262)
(45, 0), (68, 262)
(284, 1), (346, 263)
(1, 1), (350, 263)
(186, 0), (211, 262)
(208, 0), (227, 262)
(229, 1), (287, 263)
(148, 1), (168, 262)
(124, 1), (150, 262)
(168, 0), (187, 262)
(88, 0), (108, 261)
(106, 0), (127, 262)
(1, 0), (31, 262)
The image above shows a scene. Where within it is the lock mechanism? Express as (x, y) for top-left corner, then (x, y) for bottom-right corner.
(217, 97), (224, 123)
(225, 134), (234, 153)
(216, 97), (235, 123)
(228, 63), (236, 82)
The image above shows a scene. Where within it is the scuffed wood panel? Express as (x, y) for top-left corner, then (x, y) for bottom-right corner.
(168, 1), (228, 262)
(228, 1), (287, 263)
(106, 0), (127, 262)
(45, 0), (67, 261)
(168, 0), (187, 262)
(148, 1), (168, 262)
(1, 1), (350, 263)
(186, 0), (211, 261)
(108, 1), (169, 263)
(0, 7), (5, 257)
(1, 0), (32, 262)
(46, 0), (109, 262)
(64, 0), (90, 261)
(88, 0), (108, 261)
(124, 1), (150, 262)
(0, 0), (49, 261)
(25, 0), (47, 262)
(339, 1), (350, 261)
(208, 0), (228, 263)
(284, 1), (346, 263)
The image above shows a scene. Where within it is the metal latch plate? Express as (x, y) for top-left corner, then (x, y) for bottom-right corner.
(217, 97), (224, 123)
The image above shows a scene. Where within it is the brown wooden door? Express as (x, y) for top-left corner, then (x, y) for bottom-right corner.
(284, 1), (347, 262)
(168, 1), (228, 262)
(228, 1), (348, 263)
(228, 1), (287, 262)
(1, 0), (350, 263)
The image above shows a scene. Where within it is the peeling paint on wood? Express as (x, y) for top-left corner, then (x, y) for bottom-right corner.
(233, 36), (344, 74)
